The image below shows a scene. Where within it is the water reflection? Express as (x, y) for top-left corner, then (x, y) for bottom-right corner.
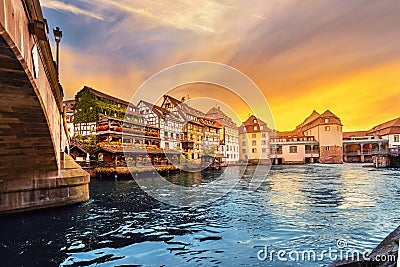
(0, 164), (399, 266)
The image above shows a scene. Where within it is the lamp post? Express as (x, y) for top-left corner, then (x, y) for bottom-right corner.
(53, 26), (62, 73)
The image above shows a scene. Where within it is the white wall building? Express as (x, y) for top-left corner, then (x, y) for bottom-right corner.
(137, 100), (183, 150)
(63, 99), (75, 138)
(367, 117), (400, 148)
(206, 107), (239, 163)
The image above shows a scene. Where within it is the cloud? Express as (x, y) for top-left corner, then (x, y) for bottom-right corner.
(81, 0), (228, 34)
(41, 0), (104, 20)
(44, 0), (400, 131)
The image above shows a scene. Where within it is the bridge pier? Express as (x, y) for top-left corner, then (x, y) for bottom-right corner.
(0, 154), (89, 213)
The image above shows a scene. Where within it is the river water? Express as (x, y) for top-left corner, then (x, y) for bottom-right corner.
(0, 164), (399, 266)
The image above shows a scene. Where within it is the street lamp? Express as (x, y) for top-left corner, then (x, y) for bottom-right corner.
(53, 26), (62, 73)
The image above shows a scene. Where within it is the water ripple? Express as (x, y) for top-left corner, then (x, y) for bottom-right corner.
(0, 164), (398, 266)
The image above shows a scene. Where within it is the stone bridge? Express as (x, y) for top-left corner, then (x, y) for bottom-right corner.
(0, 0), (89, 213)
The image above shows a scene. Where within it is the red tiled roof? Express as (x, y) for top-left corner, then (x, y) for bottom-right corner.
(239, 115), (270, 134)
(138, 100), (181, 121)
(206, 107), (237, 128)
(343, 131), (369, 139)
(83, 86), (130, 106)
(275, 130), (302, 137)
(368, 117), (400, 136)
(320, 110), (339, 118)
(300, 110), (320, 127)
(162, 95), (205, 119)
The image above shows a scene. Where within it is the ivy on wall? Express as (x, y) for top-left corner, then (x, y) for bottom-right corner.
(73, 87), (129, 123)
(73, 88), (98, 123)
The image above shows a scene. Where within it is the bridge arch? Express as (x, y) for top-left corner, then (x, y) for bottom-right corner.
(0, 0), (89, 213)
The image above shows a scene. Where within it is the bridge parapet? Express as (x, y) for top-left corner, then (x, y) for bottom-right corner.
(0, 0), (89, 213)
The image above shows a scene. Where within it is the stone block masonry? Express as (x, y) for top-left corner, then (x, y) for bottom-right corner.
(320, 145), (343, 164)
(0, 154), (89, 213)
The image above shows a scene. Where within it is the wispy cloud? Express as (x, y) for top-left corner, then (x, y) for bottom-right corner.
(42, 0), (400, 131)
(81, 0), (231, 34)
(41, 0), (103, 20)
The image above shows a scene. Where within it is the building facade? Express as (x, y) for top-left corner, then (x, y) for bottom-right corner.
(270, 134), (319, 164)
(137, 100), (183, 150)
(63, 99), (75, 138)
(295, 110), (343, 164)
(72, 86), (136, 136)
(238, 115), (271, 163)
(266, 110), (343, 164)
(367, 117), (400, 148)
(342, 131), (388, 163)
(206, 107), (239, 163)
(341, 117), (400, 163)
(161, 95), (221, 161)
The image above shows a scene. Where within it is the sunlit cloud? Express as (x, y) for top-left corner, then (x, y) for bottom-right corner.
(42, 0), (400, 131)
(41, 0), (104, 20)
(81, 0), (232, 34)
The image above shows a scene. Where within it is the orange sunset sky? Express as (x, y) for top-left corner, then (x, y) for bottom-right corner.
(42, 0), (400, 131)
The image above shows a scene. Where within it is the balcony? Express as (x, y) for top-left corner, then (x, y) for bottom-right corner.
(182, 142), (194, 149)
(343, 149), (388, 156)
(181, 138), (194, 143)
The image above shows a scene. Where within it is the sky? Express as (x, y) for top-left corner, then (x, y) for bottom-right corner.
(41, 0), (400, 131)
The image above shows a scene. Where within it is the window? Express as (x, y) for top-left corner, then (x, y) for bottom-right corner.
(325, 118), (329, 123)
(242, 149), (246, 154)
(394, 135), (399, 142)
(32, 44), (39, 79)
(325, 126), (330, 131)
(325, 146), (330, 151)
(262, 148), (267, 153)
(260, 126), (264, 130)
(262, 140), (266, 145)
(252, 140), (257, 146)
(253, 119), (257, 123)
(254, 126), (258, 130)
(242, 141), (246, 146)
(252, 134), (256, 138)
(262, 133), (266, 138)
(252, 148), (257, 153)
(289, 146), (297, 153)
